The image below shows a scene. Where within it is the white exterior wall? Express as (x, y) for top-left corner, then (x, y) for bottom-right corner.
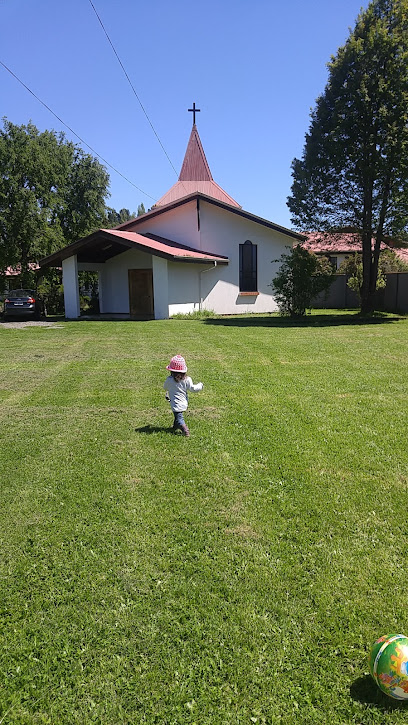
(131, 202), (201, 249)
(333, 254), (348, 269)
(99, 248), (152, 314)
(198, 202), (291, 314)
(136, 199), (293, 315)
(152, 256), (169, 319)
(168, 262), (201, 316)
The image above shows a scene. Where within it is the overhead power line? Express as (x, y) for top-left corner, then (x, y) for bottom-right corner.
(88, 0), (181, 181)
(0, 59), (157, 202)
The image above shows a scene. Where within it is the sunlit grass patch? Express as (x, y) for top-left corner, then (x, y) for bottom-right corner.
(1, 312), (407, 723)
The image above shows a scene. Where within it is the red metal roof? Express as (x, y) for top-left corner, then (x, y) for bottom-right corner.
(179, 125), (213, 182)
(155, 180), (241, 208)
(102, 230), (229, 262)
(39, 228), (229, 268)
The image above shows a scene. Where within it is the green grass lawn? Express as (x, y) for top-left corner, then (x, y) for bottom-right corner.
(1, 312), (408, 724)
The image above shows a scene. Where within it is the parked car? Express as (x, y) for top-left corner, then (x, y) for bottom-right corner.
(3, 289), (45, 321)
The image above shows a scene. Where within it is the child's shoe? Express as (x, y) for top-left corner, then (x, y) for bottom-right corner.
(180, 424), (190, 437)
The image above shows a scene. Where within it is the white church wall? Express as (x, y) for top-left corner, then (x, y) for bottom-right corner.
(168, 262), (200, 316)
(198, 202), (291, 314)
(128, 201), (201, 249)
(100, 248), (152, 313)
(152, 256), (169, 319)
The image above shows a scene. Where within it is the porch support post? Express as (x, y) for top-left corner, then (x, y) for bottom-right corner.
(62, 255), (80, 319)
(152, 256), (169, 319)
(98, 270), (105, 314)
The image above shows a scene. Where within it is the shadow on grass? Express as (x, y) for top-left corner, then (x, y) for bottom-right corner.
(67, 315), (153, 322)
(350, 675), (408, 711)
(135, 425), (175, 435)
(203, 312), (404, 328)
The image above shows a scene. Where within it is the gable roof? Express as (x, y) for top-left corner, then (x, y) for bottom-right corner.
(154, 125), (241, 208)
(117, 192), (304, 241)
(39, 228), (229, 268)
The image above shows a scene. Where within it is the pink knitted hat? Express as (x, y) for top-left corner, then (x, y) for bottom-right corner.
(166, 354), (187, 373)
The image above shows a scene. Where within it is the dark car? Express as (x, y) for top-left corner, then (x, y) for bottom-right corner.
(3, 289), (45, 321)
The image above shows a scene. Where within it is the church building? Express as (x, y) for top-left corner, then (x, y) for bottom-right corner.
(40, 110), (303, 318)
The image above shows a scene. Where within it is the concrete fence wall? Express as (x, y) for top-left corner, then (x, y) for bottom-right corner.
(312, 273), (408, 312)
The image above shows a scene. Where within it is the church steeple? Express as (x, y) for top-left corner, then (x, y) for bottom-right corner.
(154, 110), (241, 208)
(178, 124), (213, 182)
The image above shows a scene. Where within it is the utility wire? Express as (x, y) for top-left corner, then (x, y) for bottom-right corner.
(88, 0), (182, 183)
(0, 59), (157, 202)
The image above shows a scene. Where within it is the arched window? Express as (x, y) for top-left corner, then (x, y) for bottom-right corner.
(239, 240), (257, 292)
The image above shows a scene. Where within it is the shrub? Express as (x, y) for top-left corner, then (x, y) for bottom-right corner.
(270, 245), (335, 317)
(338, 253), (385, 303)
(37, 270), (64, 315)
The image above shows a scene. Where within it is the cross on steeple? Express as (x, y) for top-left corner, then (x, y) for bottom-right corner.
(188, 102), (200, 125)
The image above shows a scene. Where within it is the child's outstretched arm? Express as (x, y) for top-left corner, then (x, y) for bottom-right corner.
(187, 379), (203, 392)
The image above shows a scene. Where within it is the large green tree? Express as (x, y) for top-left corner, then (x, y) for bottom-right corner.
(0, 119), (109, 285)
(287, 0), (408, 314)
(105, 207), (136, 227)
(104, 203), (146, 229)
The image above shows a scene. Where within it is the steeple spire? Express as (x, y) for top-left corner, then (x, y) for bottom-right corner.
(179, 124), (212, 182)
(153, 113), (241, 208)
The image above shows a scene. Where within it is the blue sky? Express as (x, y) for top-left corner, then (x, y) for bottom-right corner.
(1, 0), (366, 230)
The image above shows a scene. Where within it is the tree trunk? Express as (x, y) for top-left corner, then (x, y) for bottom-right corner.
(360, 181), (374, 314)
(361, 169), (392, 314)
(19, 243), (31, 289)
(360, 257), (375, 314)
(371, 170), (392, 302)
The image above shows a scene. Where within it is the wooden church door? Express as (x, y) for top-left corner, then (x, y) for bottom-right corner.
(128, 269), (154, 318)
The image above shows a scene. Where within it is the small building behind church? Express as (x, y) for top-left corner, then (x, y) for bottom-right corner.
(302, 231), (408, 270)
(40, 119), (303, 319)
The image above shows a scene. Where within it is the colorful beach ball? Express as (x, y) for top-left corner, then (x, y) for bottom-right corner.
(369, 634), (408, 700)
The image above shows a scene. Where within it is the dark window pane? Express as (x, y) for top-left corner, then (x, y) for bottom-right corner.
(239, 241), (257, 291)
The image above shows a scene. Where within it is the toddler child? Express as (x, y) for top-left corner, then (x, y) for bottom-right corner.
(164, 354), (203, 437)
